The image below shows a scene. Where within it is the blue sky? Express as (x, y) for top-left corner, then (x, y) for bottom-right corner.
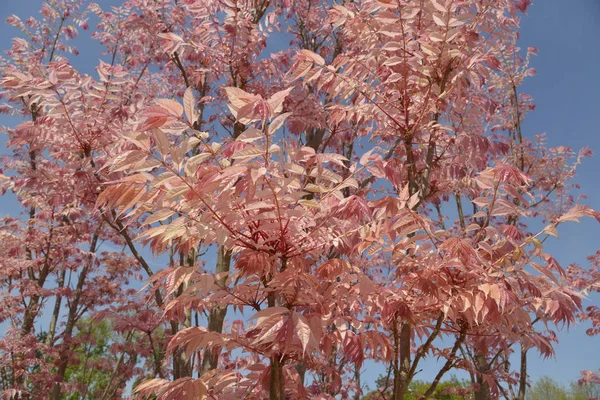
(509, 0), (600, 385)
(0, 0), (598, 392)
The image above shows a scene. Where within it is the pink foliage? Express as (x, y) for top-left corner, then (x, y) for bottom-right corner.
(0, 0), (598, 399)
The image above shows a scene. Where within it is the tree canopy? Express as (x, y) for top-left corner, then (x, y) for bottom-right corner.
(0, 0), (598, 399)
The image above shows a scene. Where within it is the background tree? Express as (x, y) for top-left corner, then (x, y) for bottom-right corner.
(362, 375), (472, 400)
(526, 376), (600, 400)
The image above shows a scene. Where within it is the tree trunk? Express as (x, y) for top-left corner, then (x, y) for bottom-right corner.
(46, 270), (66, 346)
(399, 322), (412, 397)
(392, 321), (412, 400)
(20, 223), (55, 338)
(201, 248), (232, 372)
(269, 355), (285, 400)
(171, 251), (194, 379)
(474, 351), (490, 400)
(517, 347), (528, 400)
(353, 357), (362, 400)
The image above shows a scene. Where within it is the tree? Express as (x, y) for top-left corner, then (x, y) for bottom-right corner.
(525, 376), (600, 400)
(1, 0), (598, 399)
(0, 2), (163, 398)
(526, 376), (568, 400)
(62, 319), (125, 400)
(362, 375), (471, 400)
(570, 380), (600, 400)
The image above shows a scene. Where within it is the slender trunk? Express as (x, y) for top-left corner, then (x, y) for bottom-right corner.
(147, 332), (165, 379)
(46, 269), (66, 346)
(324, 340), (338, 396)
(201, 248), (232, 372)
(353, 359), (362, 400)
(392, 321), (412, 400)
(20, 104), (39, 334)
(20, 297), (40, 340)
(20, 223), (55, 338)
(171, 251), (194, 379)
(474, 351), (490, 400)
(269, 355), (285, 400)
(267, 279), (285, 400)
(172, 335), (193, 379)
(295, 362), (306, 387)
(391, 116), (435, 400)
(517, 347), (527, 400)
(13, 102), (41, 400)
(21, 223), (55, 339)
